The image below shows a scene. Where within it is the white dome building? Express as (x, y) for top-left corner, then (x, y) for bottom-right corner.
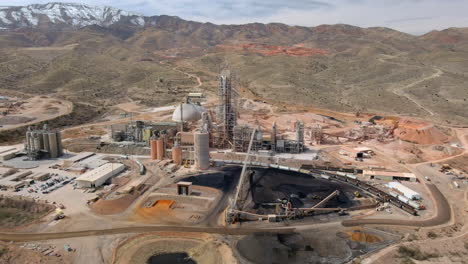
(172, 103), (206, 122)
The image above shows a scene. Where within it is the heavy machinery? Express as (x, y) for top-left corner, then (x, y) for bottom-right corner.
(226, 128), (257, 224)
(354, 191), (361, 198)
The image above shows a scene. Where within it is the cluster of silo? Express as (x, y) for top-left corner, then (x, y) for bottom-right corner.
(25, 127), (63, 160)
(149, 138), (165, 161)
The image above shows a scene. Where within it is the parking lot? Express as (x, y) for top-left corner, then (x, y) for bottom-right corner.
(1, 169), (99, 216)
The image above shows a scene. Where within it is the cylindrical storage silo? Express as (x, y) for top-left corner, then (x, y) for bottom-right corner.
(194, 132), (210, 170)
(172, 146), (182, 165)
(150, 139), (158, 160)
(33, 133), (42, 151)
(156, 139), (164, 160)
(38, 133), (44, 150)
(48, 132), (58, 158)
(42, 133), (50, 152)
(25, 131), (32, 151)
(56, 131), (63, 156)
(29, 132), (36, 151)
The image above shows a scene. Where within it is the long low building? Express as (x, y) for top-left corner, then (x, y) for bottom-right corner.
(0, 146), (18, 161)
(76, 163), (125, 188)
(363, 170), (417, 182)
(388, 182), (421, 200)
(0, 170), (32, 189)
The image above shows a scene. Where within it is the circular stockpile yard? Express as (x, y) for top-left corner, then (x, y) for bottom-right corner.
(112, 232), (228, 264)
(243, 168), (361, 216)
(394, 119), (448, 144)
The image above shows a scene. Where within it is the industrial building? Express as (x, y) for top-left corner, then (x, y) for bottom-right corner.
(340, 146), (374, 159)
(111, 70), (306, 171)
(0, 170), (32, 190)
(363, 170), (417, 182)
(0, 146), (19, 161)
(75, 163), (125, 188)
(24, 125), (63, 160)
(387, 182), (421, 200)
(110, 121), (179, 144)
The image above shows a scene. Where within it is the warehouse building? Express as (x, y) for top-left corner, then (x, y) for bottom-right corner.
(0, 146), (19, 161)
(0, 170), (32, 190)
(388, 182), (421, 200)
(363, 170), (417, 182)
(76, 163), (125, 188)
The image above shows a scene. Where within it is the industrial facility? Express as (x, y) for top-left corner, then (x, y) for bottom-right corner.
(75, 163), (126, 188)
(24, 125), (64, 160)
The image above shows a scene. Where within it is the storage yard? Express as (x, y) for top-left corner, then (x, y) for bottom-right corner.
(0, 70), (465, 264)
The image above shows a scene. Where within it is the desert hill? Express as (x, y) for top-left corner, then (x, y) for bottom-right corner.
(0, 3), (467, 126)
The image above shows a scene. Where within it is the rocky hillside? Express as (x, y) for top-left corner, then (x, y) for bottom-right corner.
(0, 2), (145, 29)
(0, 2), (467, 126)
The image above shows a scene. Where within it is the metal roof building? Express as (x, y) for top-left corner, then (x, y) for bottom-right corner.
(363, 170), (417, 182)
(76, 163), (125, 188)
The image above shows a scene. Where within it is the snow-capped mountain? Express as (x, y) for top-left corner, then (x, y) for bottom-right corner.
(0, 2), (146, 29)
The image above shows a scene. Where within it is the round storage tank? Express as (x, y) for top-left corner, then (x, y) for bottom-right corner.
(172, 146), (182, 165)
(33, 132), (43, 151)
(172, 103), (206, 122)
(156, 139), (164, 160)
(194, 132), (210, 170)
(56, 131), (63, 156)
(48, 133), (58, 158)
(42, 133), (50, 152)
(150, 139), (157, 160)
(25, 131), (32, 150)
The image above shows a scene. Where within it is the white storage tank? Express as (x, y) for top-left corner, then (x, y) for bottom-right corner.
(172, 103), (206, 122)
(194, 132), (210, 170)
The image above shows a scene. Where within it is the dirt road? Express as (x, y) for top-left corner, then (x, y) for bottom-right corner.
(378, 53), (442, 116)
(0, 225), (295, 242)
(342, 183), (450, 227)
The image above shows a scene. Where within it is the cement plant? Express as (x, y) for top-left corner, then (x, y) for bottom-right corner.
(0, 2), (467, 264)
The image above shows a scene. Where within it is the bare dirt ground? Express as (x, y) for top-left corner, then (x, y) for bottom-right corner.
(0, 240), (72, 264)
(0, 96), (73, 131)
(112, 232), (231, 264)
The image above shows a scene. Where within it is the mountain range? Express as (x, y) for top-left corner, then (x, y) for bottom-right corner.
(0, 2), (467, 126)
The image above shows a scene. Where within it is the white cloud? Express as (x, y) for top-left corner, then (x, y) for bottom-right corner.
(1, 0), (467, 34)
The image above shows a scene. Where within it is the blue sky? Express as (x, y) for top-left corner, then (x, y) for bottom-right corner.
(2, 0), (468, 34)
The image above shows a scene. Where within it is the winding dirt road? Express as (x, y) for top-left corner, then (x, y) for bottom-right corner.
(0, 225), (295, 242)
(378, 54), (442, 116)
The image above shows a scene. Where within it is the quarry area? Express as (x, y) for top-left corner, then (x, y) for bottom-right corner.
(0, 69), (466, 264)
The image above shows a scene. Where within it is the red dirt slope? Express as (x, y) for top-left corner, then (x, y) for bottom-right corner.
(394, 119), (448, 145)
